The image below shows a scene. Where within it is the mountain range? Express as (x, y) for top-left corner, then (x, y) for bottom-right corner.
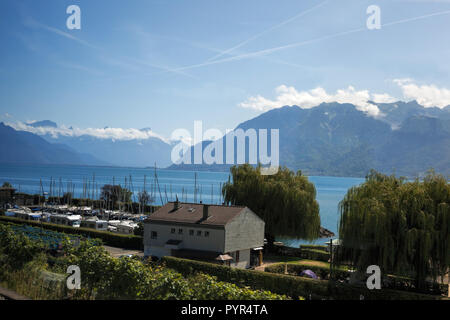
(1, 100), (449, 177)
(41, 132), (173, 168)
(168, 101), (450, 177)
(0, 122), (105, 166)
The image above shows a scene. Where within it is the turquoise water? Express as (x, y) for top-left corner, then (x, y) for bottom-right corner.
(0, 164), (364, 246)
(279, 175), (364, 247)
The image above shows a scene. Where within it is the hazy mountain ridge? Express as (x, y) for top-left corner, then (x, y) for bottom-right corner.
(2, 101), (449, 177)
(0, 122), (106, 166)
(169, 101), (450, 177)
(41, 133), (173, 168)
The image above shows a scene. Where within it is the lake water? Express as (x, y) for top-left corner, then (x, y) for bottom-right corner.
(0, 164), (364, 247)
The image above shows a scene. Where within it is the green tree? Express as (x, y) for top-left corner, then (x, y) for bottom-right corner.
(134, 222), (144, 236)
(338, 169), (450, 291)
(222, 164), (321, 242)
(2, 182), (13, 188)
(100, 185), (132, 208)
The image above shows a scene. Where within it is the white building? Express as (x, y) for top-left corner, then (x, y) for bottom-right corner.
(144, 201), (265, 269)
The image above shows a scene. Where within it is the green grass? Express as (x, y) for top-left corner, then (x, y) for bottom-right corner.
(288, 259), (351, 272)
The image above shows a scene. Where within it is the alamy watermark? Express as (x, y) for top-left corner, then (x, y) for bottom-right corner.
(66, 5), (81, 30)
(367, 5), (381, 30)
(66, 265), (81, 290)
(171, 121), (280, 175)
(366, 265), (381, 290)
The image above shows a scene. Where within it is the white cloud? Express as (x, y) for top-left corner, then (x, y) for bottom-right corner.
(239, 85), (397, 117)
(393, 79), (450, 108)
(6, 122), (169, 143)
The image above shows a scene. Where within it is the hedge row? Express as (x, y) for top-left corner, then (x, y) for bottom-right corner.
(265, 262), (350, 281)
(0, 216), (143, 249)
(271, 245), (330, 261)
(300, 248), (330, 262)
(265, 262), (448, 297)
(299, 244), (328, 252)
(162, 256), (443, 300)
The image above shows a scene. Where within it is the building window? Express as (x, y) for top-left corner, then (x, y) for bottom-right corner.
(235, 250), (240, 263)
(178, 228), (183, 234)
(171, 228), (175, 234)
(189, 230), (194, 236)
(204, 231), (210, 237)
(151, 231), (157, 239)
(197, 230), (202, 236)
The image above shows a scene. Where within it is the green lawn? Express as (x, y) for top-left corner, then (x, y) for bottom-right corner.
(264, 256), (352, 273)
(291, 259), (351, 272)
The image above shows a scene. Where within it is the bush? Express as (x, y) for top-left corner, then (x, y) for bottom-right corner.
(187, 273), (288, 300)
(59, 243), (288, 300)
(162, 256), (327, 299)
(0, 224), (45, 270)
(0, 230), (286, 300)
(0, 216), (142, 249)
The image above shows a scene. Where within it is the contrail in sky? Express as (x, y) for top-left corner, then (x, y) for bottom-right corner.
(205, 0), (330, 63)
(165, 9), (450, 73)
(24, 17), (197, 79)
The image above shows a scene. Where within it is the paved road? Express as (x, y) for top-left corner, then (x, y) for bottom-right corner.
(103, 245), (144, 258)
(0, 286), (30, 300)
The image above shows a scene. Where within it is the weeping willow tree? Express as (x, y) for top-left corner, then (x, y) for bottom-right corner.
(338, 169), (450, 290)
(222, 164), (321, 242)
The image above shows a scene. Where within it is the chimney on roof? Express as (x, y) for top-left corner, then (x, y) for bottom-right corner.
(174, 195), (180, 211)
(203, 204), (209, 220)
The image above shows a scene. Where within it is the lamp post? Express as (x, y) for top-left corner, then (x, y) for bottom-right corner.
(329, 239), (333, 281)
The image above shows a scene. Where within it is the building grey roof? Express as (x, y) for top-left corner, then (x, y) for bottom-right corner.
(145, 202), (247, 226)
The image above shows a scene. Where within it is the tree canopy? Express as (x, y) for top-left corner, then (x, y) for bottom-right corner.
(222, 164), (321, 241)
(100, 184), (132, 205)
(138, 190), (153, 207)
(338, 169), (450, 289)
(2, 182), (13, 188)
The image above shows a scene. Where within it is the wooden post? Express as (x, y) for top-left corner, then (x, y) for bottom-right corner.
(259, 250), (263, 266)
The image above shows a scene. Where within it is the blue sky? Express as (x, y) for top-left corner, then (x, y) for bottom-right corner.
(1, 0), (450, 139)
